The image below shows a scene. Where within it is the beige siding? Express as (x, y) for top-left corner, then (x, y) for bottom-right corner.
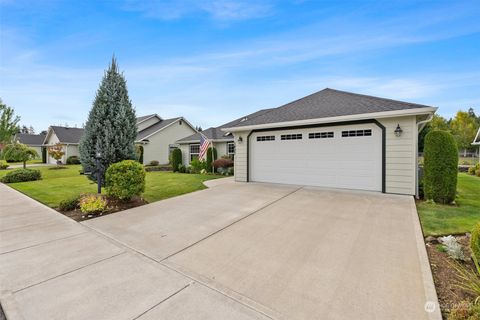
(137, 116), (160, 132)
(142, 120), (196, 165)
(44, 130), (79, 165)
(179, 144), (190, 166)
(232, 131), (250, 182)
(378, 116), (417, 195)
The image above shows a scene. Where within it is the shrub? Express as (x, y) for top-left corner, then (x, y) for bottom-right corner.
(439, 235), (467, 261)
(468, 163), (480, 176)
(178, 164), (186, 173)
(0, 169), (41, 183)
(171, 148), (182, 172)
(190, 158), (206, 173)
(471, 223), (480, 273)
(66, 155), (81, 165)
(58, 195), (80, 211)
(2, 142), (38, 169)
(205, 147), (217, 172)
(148, 160), (159, 166)
(423, 130), (458, 204)
(144, 165), (172, 172)
(213, 158), (234, 169)
(476, 169), (480, 178)
(0, 162), (9, 170)
(136, 145), (144, 164)
(79, 194), (107, 214)
(105, 160), (146, 201)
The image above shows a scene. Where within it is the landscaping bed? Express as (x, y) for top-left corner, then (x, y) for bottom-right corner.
(426, 235), (477, 318)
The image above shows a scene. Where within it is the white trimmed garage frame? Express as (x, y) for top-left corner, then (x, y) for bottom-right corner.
(246, 119), (386, 193)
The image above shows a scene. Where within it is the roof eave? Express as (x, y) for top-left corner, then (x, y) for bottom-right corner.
(222, 107), (437, 132)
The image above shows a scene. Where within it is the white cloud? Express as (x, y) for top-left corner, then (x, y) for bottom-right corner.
(122, 0), (273, 21)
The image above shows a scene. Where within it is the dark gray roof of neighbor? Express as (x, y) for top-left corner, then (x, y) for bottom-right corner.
(15, 133), (46, 146)
(229, 88), (434, 128)
(50, 126), (85, 144)
(136, 114), (158, 123)
(177, 109), (273, 143)
(137, 117), (181, 141)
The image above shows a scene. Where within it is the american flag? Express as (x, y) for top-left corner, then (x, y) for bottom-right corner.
(199, 133), (211, 160)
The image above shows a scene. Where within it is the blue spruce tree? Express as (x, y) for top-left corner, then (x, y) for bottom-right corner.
(79, 57), (137, 183)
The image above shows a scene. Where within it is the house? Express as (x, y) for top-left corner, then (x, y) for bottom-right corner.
(222, 88), (437, 196)
(43, 115), (197, 165)
(43, 126), (84, 164)
(14, 132), (46, 159)
(136, 114), (197, 164)
(473, 127), (480, 159)
(176, 109), (272, 165)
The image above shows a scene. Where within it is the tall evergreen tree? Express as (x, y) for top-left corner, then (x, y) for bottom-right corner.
(79, 57), (137, 182)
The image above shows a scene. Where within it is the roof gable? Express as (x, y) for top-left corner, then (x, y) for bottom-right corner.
(229, 88), (434, 128)
(48, 126), (85, 144)
(15, 133), (46, 146)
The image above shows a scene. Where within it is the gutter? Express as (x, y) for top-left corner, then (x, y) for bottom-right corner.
(415, 114), (434, 199)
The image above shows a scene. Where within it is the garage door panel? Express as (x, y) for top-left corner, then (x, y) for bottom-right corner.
(250, 125), (382, 191)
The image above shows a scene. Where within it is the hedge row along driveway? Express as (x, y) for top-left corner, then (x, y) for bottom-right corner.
(0, 165), (221, 208)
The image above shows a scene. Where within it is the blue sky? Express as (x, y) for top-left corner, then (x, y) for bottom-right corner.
(1, 0), (479, 132)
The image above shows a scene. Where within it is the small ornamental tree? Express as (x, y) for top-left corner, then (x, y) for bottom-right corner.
(2, 142), (38, 169)
(423, 130), (458, 204)
(48, 143), (65, 165)
(206, 146), (217, 172)
(171, 148), (182, 172)
(79, 57), (137, 183)
(471, 223), (480, 274)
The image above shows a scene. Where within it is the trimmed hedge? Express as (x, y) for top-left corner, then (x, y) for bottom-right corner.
(0, 169), (41, 183)
(423, 130), (458, 204)
(66, 155), (81, 165)
(171, 148), (182, 172)
(213, 158), (233, 169)
(105, 160), (146, 201)
(206, 147), (217, 172)
(58, 195), (80, 211)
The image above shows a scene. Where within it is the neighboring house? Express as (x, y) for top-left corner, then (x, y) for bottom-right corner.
(43, 115), (197, 165)
(14, 132), (46, 159)
(472, 127), (480, 159)
(136, 114), (197, 164)
(43, 126), (84, 164)
(223, 88), (437, 196)
(176, 109), (272, 166)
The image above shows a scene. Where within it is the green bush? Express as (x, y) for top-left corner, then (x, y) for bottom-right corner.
(58, 195), (80, 211)
(189, 158), (206, 173)
(471, 223), (480, 273)
(105, 160), (146, 201)
(2, 142), (38, 168)
(468, 163), (480, 176)
(0, 169), (41, 183)
(148, 160), (159, 166)
(66, 155), (81, 165)
(79, 194), (107, 214)
(448, 301), (480, 320)
(178, 164), (186, 173)
(423, 130), (458, 204)
(0, 162), (9, 170)
(206, 147), (217, 172)
(171, 148), (182, 172)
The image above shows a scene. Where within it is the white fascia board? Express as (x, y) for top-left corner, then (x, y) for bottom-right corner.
(176, 138), (234, 144)
(137, 114), (161, 125)
(222, 107), (437, 132)
(472, 128), (480, 145)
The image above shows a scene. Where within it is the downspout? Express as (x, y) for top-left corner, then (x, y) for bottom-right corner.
(415, 114), (434, 199)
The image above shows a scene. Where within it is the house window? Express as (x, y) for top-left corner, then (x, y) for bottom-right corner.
(341, 129), (372, 137)
(281, 134), (302, 140)
(256, 135), (275, 141)
(309, 132), (334, 139)
(227, 142), (235, 160)
(190, 144), (200, 161)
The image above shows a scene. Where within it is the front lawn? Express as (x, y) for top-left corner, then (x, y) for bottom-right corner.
(0, 165), (222, 208)
(417, 173), (480, 236)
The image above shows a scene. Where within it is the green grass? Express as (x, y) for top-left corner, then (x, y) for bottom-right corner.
(0, 165), (222, 208)
(417, 173), (480, 236)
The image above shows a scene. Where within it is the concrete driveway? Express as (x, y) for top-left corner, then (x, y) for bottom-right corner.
(0, 179), (440, 320)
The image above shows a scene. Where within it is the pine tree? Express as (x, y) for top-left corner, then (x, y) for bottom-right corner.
(79, 57), (137, 183)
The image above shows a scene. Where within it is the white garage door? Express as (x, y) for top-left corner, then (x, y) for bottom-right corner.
(249, 124), (382, 191)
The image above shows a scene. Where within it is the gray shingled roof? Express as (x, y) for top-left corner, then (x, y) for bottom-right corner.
(50, 126), (85, 144)
(15, 133), (46, 146)
(137, 117), (181, 141)
(177, 109), (272, 143)
(136, 114), (157, 123)
(229, 88), (434, 128)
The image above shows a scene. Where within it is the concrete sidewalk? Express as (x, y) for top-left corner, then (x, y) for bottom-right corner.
(0, 183), (271, 320)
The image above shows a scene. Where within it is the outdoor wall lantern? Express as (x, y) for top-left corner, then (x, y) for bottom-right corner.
(237, 136), (243, 143)
(394, 124), (403, 137)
